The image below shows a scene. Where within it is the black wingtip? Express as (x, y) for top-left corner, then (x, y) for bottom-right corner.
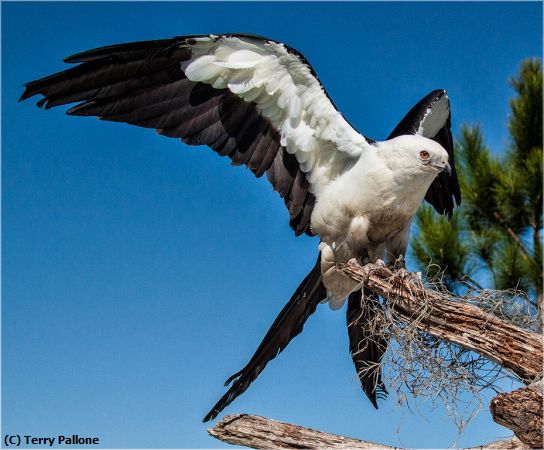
(19, 84), (36, 103)
(429, 88), (447, 103)
(202, 409), (217, 423)
(366, 385), (388, 410)
(19, 81), (49, 107)
(63, 54), (84, 64)
(63, 50), (98, 64)
(18, 91), (29, 103)
(203, 387), (238, 423)
(62, 43), (116, 63)
(224, 370), (242, 387)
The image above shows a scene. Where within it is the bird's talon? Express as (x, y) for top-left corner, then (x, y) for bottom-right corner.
(388, 255), (406, 271)
(395, 267), (409, 281)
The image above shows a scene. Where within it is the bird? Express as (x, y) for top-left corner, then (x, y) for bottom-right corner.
(20, 33), (461, 422)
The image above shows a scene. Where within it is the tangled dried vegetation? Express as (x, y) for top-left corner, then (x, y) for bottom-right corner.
(351, 263), (538, 436)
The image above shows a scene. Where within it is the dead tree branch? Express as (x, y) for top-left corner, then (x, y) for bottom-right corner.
(208, 414), (395, 449)
(339, 262), (542, 382)
(208, 414), (528, 449)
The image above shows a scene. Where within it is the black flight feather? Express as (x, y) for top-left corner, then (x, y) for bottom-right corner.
(20, 35), (316, 236)
(388, 89), (461, 217)
(346, 289), (388, 408)
(203, 254), (326, 422)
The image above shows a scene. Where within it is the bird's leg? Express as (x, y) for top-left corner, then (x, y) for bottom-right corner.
(321, 244), (364, 302)
(347, 257), (363, 266)
(383, 251), (406, 278)
(388, 253), (405, 271)
(384, 253), (409, 280)
(387, 254), (422, 286)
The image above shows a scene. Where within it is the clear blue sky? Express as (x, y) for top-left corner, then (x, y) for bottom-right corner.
(3, 2), (542, 448)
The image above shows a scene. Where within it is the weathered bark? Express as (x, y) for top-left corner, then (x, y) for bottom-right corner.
(208, 414), (395, 449)
(208, 414), (529, 449)
(339, 262), (543, 382)
(489, 381), (543, 448)
(466, 437), (527, 449)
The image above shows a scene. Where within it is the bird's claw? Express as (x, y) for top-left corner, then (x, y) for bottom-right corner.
(397, 267), (409, 279)
(387, 255), (406, 271)
(347, 257), (360, 266)
(392, 267), (423, 286)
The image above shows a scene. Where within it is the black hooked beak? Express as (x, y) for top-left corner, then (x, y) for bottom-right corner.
(442, 162), (452, 176)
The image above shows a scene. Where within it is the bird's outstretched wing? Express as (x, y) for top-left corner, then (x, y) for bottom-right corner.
(388, 89), (461, 216)
(20, 34), (374, 236)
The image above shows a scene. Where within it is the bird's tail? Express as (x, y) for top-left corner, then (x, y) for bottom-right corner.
(203, 254), (326, 422)
(346, 288), (388, 408)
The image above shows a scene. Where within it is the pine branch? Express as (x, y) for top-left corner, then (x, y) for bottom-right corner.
(461, 272), (484, 290)
(492, 211), (531, 260)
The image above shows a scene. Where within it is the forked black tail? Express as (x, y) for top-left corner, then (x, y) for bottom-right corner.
(346, 288), (388, 408)
(203, 254), (326, 422)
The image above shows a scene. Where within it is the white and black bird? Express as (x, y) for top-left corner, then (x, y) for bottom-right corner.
(20, 33), (460, 422)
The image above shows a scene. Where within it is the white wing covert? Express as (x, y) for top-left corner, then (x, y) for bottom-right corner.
(182, 35), (371, 188)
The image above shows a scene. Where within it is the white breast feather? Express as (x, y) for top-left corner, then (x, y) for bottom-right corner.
(182, 36), (372, 193)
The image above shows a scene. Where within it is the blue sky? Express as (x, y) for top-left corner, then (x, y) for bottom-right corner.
(3, 2), (542, 448)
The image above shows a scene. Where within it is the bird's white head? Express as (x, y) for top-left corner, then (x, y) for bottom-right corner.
(378, 134), (451, 177)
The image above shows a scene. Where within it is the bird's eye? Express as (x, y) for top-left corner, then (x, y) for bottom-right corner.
(419, 150), (430, 160)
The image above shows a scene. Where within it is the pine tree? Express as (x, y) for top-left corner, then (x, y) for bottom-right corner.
(411, 59), (542, 312)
